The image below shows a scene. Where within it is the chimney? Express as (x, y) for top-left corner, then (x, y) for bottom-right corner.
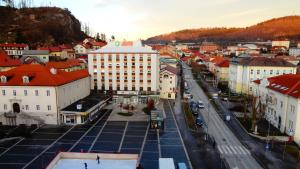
(50, 68), (57, 75)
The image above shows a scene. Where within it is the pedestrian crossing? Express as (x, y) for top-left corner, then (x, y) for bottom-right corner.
(217, 145), (251, 155)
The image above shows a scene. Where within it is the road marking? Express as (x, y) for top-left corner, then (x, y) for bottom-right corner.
(243, 147), (251, 154)
(138, 124), (150, 163)
(230, 145), (237, 154)
(118, 121), (129, 152)
(217, 146), (224, 154)
(88, 121), (108, 152)
(238, 146), (247, 155)
(68, 110), (109, 152)
(22, 125), (76, 169)
(225, 145), (232, 154)
(167, 100), (193, 169)
(0, 124), (43, 157)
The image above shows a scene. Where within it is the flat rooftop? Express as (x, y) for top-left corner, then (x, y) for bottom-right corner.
(61, 91), (111, 112)
(47, 152), (138, 169)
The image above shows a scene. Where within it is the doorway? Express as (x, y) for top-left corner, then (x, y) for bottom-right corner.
(13, 103), (20, 113)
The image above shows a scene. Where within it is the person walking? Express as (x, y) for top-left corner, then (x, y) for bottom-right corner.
(84, 162), (87, 169)
(97, 155), (100, 164)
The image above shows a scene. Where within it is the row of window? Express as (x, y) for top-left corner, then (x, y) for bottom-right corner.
(250, 69), (294, 75)
(3, 104), (52, 111)
(2, 90), (50, 96)
(96, 86), (152, 91)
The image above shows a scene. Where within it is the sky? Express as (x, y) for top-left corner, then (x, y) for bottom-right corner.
(10, 0), (300, 40)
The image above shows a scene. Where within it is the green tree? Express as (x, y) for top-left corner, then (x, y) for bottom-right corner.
(15, 31), (26, 43)
(95, 33), (100, 41)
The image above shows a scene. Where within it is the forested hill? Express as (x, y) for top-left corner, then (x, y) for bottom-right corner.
(0, 6), (87, 47)
(146, 16), (300, 43)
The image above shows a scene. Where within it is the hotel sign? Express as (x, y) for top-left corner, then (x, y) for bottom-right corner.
(117, 91), (139, 95)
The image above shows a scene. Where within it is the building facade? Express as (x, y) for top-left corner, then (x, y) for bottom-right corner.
(0, 65), (90, 126)
(214, 59), (229, 81)
(88, 40), (160, 103)
(159, 65), (178, 99)
(272, 40), (290, 49)
(22, 50), (50, 63)
(229, 57), (297, 94)
(253, 74), (300, 146)
(289, 48), (300, 57)
(0, 43), (29, 59)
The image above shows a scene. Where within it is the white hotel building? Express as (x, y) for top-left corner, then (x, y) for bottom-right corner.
(88, 40), (160, 103)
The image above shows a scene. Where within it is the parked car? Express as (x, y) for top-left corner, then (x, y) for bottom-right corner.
(212, 93), (218, 99)
(196, 116), (204, 126)
(189, 101), (198, 115)
(183, 91), (192, 99)
(198, 100), (205, 108)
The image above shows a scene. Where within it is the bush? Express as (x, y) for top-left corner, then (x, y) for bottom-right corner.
(182, 102), (197, 130)
(143, 107), (156, 115)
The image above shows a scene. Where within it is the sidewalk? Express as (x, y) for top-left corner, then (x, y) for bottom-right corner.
(107, 103), (149, 122)
(196, 72), (299, 169)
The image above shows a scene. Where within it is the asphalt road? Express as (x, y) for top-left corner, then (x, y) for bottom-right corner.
(182, 62), (262, 169)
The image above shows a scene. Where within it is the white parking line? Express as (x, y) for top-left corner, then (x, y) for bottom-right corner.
(22, 125), (76, 169)
(138, 124), (150, 162)
(68, 110), (109, 152)
(118, 122), (129, 152)
(0, 124), (43, 157)
(88, 121), (108, 152)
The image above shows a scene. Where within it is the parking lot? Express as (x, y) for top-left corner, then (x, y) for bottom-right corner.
(0, 106), (191, 169)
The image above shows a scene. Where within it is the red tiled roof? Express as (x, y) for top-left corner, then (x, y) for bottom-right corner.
(162, 65), (178, 75)
(215, 59), (229, 68)
(37, 47), (62, 52)
(49, 47), (61, 52)
(0, 51), (22, 67)
(77, 43), (92, 49)
(45, 59), (81, 69)
(255, 74), (300, 98)
(181, 56), (191, 61)
(59, 44), (72, 50)
(0, 43), (28, 48)
(90, 41), (106, 47)
(0, 64), (89, 86)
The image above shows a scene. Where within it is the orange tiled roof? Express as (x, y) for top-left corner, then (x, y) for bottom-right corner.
(121, 41), (133, 46)
(0, 64), (89, 86)
(45, 59), (81, 69)
(0, 51), (22, 67)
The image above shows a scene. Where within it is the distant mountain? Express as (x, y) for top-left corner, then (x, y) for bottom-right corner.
(0, 6), (87, 47)
(146, 16), (300, 44)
